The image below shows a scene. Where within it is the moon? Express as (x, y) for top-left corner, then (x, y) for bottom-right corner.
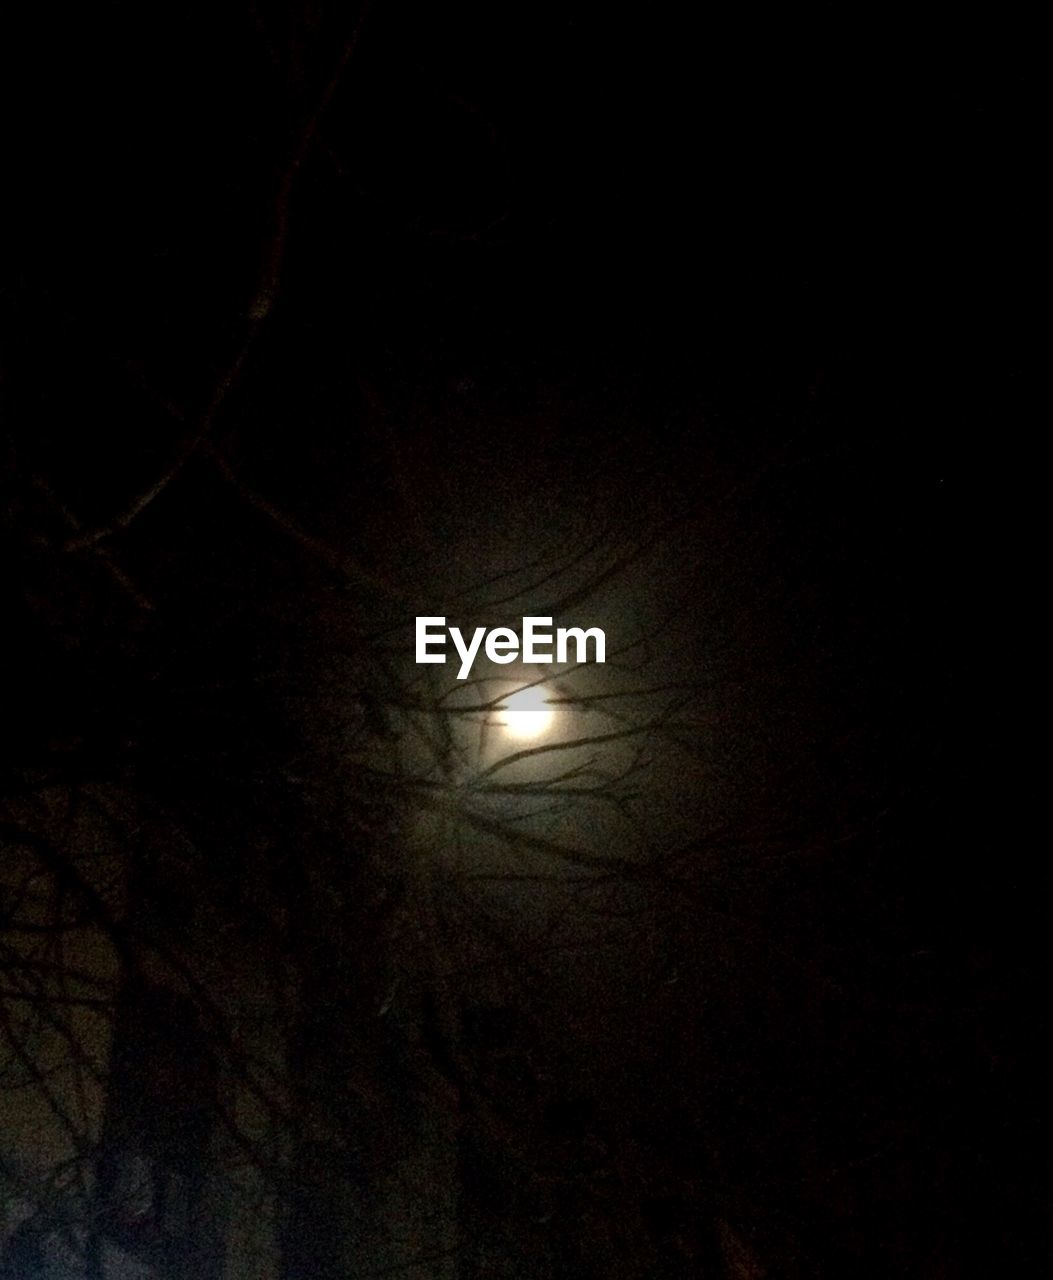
(496, 684), (556, 740)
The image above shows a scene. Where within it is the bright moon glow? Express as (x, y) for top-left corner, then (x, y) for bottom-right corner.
(497, 685), (556, 739)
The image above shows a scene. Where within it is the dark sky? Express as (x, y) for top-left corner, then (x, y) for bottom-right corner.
(1, 3), (1042, 1276)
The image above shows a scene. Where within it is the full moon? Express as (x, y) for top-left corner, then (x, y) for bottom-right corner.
(496, 684), (556, 740)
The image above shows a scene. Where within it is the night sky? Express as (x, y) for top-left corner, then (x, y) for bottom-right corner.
(1, 4), (1043, 1278)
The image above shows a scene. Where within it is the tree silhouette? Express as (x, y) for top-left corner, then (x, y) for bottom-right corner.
(2, 2), (1038, 1277)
